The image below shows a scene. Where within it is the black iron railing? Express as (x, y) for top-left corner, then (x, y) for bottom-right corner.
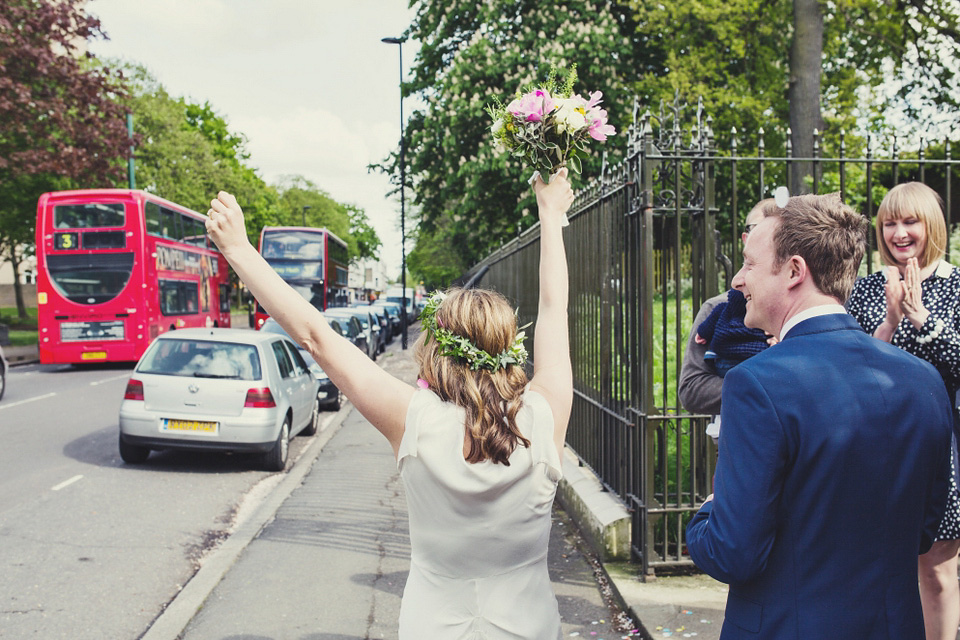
(461, 99), (960, 578)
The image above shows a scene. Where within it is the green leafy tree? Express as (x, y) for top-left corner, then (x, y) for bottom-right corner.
(0, 0), (131, 318)
(407, 218), (470, 291)
(274, 176), (381, 261)
(346, 204), (382, 261)
(390, 0), (638, 285)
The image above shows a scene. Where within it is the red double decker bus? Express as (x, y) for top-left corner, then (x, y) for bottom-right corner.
(35, 189), (232, 364)
(253, 226), (349, 328)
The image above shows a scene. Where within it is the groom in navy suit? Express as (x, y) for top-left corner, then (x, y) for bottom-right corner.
(686, 194), (954, 638)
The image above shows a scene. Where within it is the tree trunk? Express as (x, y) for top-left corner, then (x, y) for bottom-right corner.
(10, 247), (27, 321)
(788, 0), (824, 194)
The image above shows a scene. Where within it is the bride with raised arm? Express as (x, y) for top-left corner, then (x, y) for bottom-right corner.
(205, 170), (575, 639)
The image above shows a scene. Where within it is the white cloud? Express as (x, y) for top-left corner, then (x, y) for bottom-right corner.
(235, 107), (373, 187)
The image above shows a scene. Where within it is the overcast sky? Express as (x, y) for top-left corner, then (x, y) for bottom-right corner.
(87, 0), (421, 275)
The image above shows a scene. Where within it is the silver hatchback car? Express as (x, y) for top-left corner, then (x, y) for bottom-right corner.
(118, 328), (320, 471)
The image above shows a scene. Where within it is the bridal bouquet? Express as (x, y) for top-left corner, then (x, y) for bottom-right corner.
(487, 66), (616, 183)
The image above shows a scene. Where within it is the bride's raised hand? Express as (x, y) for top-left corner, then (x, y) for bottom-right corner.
(206, 191), (251, 257)
(533, 168), (574, 226)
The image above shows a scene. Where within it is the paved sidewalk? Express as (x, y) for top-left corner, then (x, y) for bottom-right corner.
(4, 343), (37, 365)
(146, 339), (644, 639)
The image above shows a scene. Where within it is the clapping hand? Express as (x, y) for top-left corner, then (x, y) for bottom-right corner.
(900, 258), (930, 329)
(882, 265), (906, 329)
(879, 258), (930, 337)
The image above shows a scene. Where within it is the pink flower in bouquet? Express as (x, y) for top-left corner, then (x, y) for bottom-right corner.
(507, 89), (557, 123)
(588, 108), (616, 141)
(582, 91), (615, 141)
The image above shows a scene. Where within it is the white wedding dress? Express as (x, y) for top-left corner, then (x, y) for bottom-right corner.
(397, 389), (563, 639)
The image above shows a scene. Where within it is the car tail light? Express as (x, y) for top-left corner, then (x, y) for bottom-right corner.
(244, 387), (276, 408)
(124, 379), (144, 401)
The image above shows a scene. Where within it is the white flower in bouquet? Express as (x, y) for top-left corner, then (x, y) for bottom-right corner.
(554, 98), (588, 134)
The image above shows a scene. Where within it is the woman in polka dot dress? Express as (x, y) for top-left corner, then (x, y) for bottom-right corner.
(847, 181), (960, 640)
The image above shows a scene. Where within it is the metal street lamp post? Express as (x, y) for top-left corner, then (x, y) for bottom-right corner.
(382, 35), (408, 349)
(301, 205), (311, 227)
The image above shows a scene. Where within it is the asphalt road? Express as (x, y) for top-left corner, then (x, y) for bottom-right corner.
(0, 359), (325, 639)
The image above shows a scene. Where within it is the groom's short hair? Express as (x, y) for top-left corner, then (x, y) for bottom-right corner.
(766, 193), (867, 302)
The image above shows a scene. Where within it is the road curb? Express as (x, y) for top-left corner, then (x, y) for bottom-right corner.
(139, 402), (354, 640)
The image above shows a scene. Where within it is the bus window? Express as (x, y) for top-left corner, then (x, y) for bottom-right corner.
(161, 207), (179, 240)
(46, 252), (134, 304)
(54, 203), (124, 229)
(159, 280), (199, 315)
(219, 285), (231, 313)
(184, 217), (206, 247)
(82, 231), (126, 249)
(179, 213), (197, 244)
(145, 201), (162, 236)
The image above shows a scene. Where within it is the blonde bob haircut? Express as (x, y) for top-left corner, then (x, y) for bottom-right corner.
(414, 288), (530, 465)
(876, 182), (947, 269)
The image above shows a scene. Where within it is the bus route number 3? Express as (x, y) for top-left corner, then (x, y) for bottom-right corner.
(55, 232), (79, 250)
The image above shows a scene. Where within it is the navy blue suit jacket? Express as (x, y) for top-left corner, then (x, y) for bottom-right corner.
(686, 313), (954, 639)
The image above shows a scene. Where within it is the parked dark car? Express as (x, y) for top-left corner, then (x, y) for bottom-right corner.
(325, 308), (379, 360)
(118, 328), (321, 471)
(320, 310), (370, 359)
(371, 301), (403, 337)
(354, 304), (390, 351)
(260, 318), (341, 411)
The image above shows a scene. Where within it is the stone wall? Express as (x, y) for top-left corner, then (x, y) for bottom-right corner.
(0, 284), (37, 308)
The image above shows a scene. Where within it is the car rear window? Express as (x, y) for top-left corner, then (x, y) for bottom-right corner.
(138, 338), (262, 380)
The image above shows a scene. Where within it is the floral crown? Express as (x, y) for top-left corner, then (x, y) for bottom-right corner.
(419, 291), (528, 372)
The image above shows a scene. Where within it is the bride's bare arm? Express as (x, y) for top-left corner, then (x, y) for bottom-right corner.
(526, 170), (574, 458)
(206, 191), (414, 455)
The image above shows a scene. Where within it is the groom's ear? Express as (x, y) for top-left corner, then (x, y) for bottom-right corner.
(786, 255), (807, 290)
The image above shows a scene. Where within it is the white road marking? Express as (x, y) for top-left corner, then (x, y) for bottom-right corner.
(0, 392), (56, 410)
(52, 475), (83, 491)
(90, 374), (131, 386)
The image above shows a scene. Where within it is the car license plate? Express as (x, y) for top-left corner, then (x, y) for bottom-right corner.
(161, 419), (219, 435)
(80, 351), (107, 361)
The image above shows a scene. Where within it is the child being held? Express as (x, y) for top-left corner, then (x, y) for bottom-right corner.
(695, 288), (773, 443)
(695, 288), (770, 377)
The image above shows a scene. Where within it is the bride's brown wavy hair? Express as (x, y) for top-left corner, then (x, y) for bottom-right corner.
(414, 288), (530, 465)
